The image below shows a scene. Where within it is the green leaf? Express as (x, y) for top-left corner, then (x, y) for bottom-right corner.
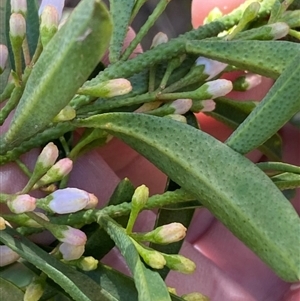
(0, 227), (113, 301)
(84, 178), (134, 259)
(109, 0), (135, 63)
(0, 0), (10, 94)
(0, 277), (24, 300)
(26, 0), (40, 58)
(207, 97), (282, 160)
(226, 52), (300, 155)
(1, 0), (112, 152)
(98, 214), (172, 301)
(77, 112), (300, 282)
(86, 263), (186, 301)
(185, 40), (300, 79)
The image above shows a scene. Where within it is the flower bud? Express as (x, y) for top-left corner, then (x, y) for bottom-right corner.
(36, 142), (59, 170)
(191, 99), (216, 113)
(195, 57), (227, 80)
(151, 32), (168, 48)
(0, 245), (20, 267)
(58, 226), (87, 246)
(0, 44), (8, 74)
(53, 105), (76, 122)
(24, 277), (45, 301)
(205, 79), (233, 98)
(9, 13), (26, 39)
(78, 78), (132, 98)
(181, 292), (210, 301)
(0, 217), (6, 230)
(59, 242), (85, 260)
(39, 0), (64, 19)
(143, 222), (187, 245)
(131, 239), (166, 269)
(84, 193), (98, 209)
(40, 188), (89, 214)
(7, 194), (36, 213)
(170, 99), (193, 115)
(34, 158), (73, 189)
(132, 184), (149, 210)
(269, 22), (290, 40)
(77, 256), (98, 271)
(233, 74), (262, 91)
(40, 5), (59, 46)
(11, 0), (27, 16)
(163, 253), (196, 274)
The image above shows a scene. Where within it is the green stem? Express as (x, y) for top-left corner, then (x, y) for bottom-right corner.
(15, 158), (32, 178)
(257, 162), (300, 174)
(0, 82), (15, 103)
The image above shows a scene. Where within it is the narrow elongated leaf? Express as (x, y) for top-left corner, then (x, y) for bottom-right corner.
(0, 277), (24, 300)
(109, 0), (135, 63)
(86, 263), (186, 301)
(0, 227), (112, 301)
(1, 0), (112, 152)
(98, 215), (172, 301)
(186, 40), (300, 79)
(26, 0), (40, 58)
(226, 52), (300, 155)
(77, 113), (300, 282)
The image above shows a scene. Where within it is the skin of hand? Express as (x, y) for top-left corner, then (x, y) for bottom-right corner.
(0, 1), (299, 300)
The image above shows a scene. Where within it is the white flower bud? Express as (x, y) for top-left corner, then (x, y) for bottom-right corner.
(11, 0), (27, 15)
(206, 79), (233, 98)
(152, 223), (187, 244)
(39, 0), (64, 19)
(59, 226), (87, 246)
(0, 44), (8, 74)
(170, 99), (193, 115)
(200, 99), (216, 112)
(0, 245), (20, 267)
(269, 22), (290, 40)
(9, 13), (26, 38)
(36, 142), (59, 169)
(151, 32), (168, 48)
(195, 57), (227, 80)
(46, 188), (90, 214)
(7, 194), (36, 214)
(59, 242), (85, 260)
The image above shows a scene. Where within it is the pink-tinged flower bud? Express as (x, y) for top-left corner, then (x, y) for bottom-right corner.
(77, 256), (98, 271)
(11, 0), (27, 16)
(40, 5), (59, 29)
(39, 0), (64, 20)
(233, 73), (262, 91)
(9, 13), (26, 38)
(181, 292), (210, 301)
(59, 242), (85, 260)
(269, 22), (290, 40)
(206, 79), (233, 98)
(36, 142), (59, 169)
(151, 223), (187, 244)
(0, 245), (20, 267)
(0, 44), (8, 74)
(84, 193), (98, 209)
(170, 99), (193, 115)
(151, 32), (168, 48)
(0, 217), (6, 230)
(163, 253), (196, 274)
(78, 78), (132, 98)
(24, 277), (45, 301)
(34, 158), (73, 188)
(43, 188), (89, 214)
(195, 57), (227, 80)
(7, 194), (36, 214)
(200, 99), (216, 112)
(59, 226), (87, 246)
